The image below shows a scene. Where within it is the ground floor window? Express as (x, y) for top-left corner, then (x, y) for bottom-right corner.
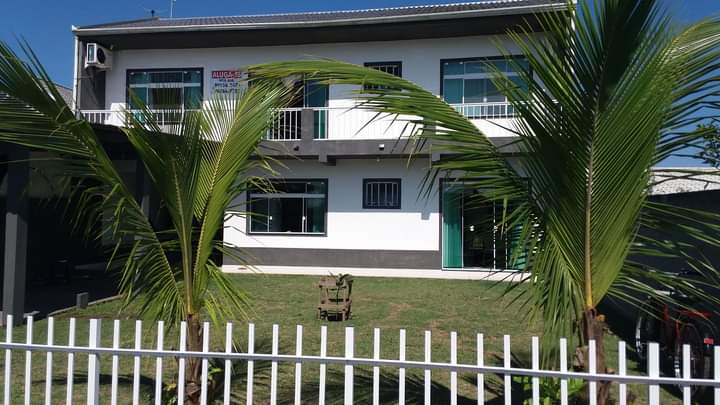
(363, 178), (401, 209)
(441, 181), (524, 270)
(248, 179), (327, 235)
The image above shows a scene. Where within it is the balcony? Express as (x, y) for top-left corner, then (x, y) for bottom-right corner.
(80, 109), (191, 127)
(79, 101), (517, 140)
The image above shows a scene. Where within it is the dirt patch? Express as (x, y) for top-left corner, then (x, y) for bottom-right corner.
(385, 302), (411, 323)
(427, 318), (450, 340)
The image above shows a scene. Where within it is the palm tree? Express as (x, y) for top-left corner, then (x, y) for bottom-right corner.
(251, 0), (720, 402)
(0, 41), (294, 404)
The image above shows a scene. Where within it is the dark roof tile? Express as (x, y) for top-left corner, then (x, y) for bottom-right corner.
(75, 0), (565, 32)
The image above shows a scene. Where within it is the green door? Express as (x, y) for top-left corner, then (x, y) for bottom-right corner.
(442, 185), (463, 268)
(304, 80), (329, 139)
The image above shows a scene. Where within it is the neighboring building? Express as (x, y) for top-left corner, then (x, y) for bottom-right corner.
(71, 1), (567, 277)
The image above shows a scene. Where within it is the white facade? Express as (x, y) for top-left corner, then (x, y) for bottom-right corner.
(225, 158), (440, 252)
(73, 3), (546, 273)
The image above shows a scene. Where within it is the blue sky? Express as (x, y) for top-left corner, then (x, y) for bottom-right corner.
(1, 0), (719, 165)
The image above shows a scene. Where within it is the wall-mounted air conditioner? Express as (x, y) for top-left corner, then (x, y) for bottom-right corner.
(85, 43), (112, 70)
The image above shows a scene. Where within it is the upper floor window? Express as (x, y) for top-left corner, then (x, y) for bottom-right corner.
(363, 61), (402, 90)
(441, 58), (528, 105)
(127, 68), (203, 110)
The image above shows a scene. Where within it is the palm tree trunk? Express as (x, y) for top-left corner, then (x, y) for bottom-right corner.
(184, 313), (203, 405)
(582, 308), (610, 405)
(583, 138), (610, 404)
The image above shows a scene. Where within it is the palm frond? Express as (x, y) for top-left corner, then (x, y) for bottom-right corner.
(251, 0), (720, 352)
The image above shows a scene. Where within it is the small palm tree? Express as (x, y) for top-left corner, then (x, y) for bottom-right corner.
(0, 41), (293, 404)
(251, 0), (720, 402)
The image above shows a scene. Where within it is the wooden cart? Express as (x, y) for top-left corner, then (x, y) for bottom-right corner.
(316, 275), (353, 321)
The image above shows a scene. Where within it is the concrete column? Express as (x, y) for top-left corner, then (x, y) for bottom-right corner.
(2, 146), (29, 325)
(300, 108), (315, 141)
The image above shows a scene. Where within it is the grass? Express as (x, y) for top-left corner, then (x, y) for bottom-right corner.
(0, 274), (686, 404)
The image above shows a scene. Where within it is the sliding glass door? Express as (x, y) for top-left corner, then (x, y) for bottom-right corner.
(441, 181), (524, 270)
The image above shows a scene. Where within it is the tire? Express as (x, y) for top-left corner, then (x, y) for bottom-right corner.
(673, 322), (713, 398)
(635, 299), (662, 365)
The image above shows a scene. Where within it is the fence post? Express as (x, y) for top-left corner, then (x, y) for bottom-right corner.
(44, 317), (54, 405)
(111, 320), (120, 405)
(65, 318), (75, 405)
(345, 327), (354, 405)
(223, 323), (232, 405)
(177, 321), (187, 405)
(477, 333), (484, 405)
(399, 329), (406, 405)
(4, 314), (12, 405)
(560, 338), (568, 405)
(23, 315), (33, 405)
(246, 323), (255, 405)
(200, 322), (210, 405)
(425, 331), (432, 405)
(682, 344), (691, 405)
(451, 331), (457, 405)
(372, 328), (380, 405)
(715, 346), (720, 405)
(270, 324), (279, 405)
(504, 335), (511, 405)
(532, 336), (539, 405)
(155, 321), (165, 405)
(294, 325), (303, 405)
(589, 340), (597, 405)
(320, 325), (327, 405)
(87, 319), (101, 405)
(133, 320), (142, 405)
(618, 341), (626, 405)
(648, 342), (660, 404)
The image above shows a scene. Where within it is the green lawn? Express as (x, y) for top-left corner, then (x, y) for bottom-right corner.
(0, 274), (684, 404)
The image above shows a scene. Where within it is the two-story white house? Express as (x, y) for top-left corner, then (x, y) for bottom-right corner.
(71, 0), (566, 277)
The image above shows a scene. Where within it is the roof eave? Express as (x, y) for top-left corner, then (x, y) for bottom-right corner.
(72, 3), (568, 36)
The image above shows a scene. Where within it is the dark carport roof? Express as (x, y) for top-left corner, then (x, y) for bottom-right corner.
(74, 0), (568, 34)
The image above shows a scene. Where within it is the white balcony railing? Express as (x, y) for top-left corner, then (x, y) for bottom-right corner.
(450, 102), (516, 119)
(80, 109), (195, 127)
(265, 107), (303, 140)
(80, 102), (517, 140)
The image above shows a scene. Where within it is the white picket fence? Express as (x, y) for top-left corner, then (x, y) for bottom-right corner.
(1, 315), (719, 405)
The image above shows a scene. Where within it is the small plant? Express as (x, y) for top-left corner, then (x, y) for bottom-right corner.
(328, 272), (352, 286)
(328, 272), (352, 304)
(512, 375), (585, 405)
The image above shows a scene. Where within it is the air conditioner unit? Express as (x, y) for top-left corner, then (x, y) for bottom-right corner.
(85, 43), (112, 70)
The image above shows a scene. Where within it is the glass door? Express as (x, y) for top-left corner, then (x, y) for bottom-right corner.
(304, 80), (329, 139)
(462, 193), (495, 268)
(441, 184), (463, 268)
(441, 181), (524, 270)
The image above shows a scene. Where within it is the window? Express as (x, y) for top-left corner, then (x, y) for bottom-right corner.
(248, 179), (327, 234)
(363, 62), (402, 90)
(441, 58), (528, 105)
(363, 179), (401, 209)
(127, 68), (203, 110)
